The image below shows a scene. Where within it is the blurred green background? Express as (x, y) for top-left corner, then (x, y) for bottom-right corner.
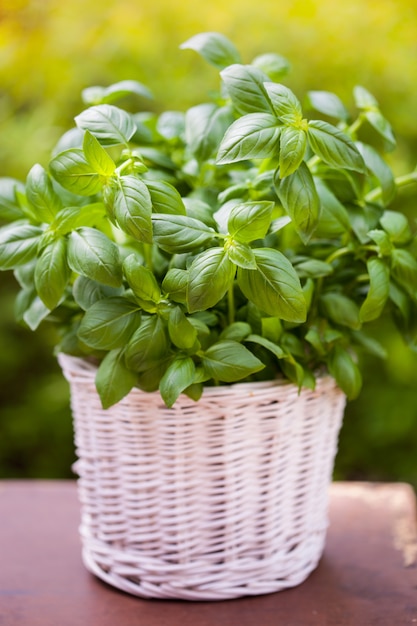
(1, 0), (417, 484)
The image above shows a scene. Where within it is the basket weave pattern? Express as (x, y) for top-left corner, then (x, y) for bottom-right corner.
(59, 354), (346, 600)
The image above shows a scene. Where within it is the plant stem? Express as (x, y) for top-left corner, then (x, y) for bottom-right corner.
(227, 284), (235, 326)
(143, 243), (153, 271)
(365, 172), (417, 203)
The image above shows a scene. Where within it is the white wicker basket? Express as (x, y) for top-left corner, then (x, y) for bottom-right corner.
(58, 353), (346, 600)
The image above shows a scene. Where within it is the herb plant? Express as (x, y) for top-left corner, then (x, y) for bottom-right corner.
(1, 32), (417, 408)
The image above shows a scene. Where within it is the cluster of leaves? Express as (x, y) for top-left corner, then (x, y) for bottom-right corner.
(0, 32), (417, 408)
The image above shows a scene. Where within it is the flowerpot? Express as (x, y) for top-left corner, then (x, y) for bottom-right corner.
(58, 353), (346, 601)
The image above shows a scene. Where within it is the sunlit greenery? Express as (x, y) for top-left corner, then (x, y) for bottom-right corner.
(0, 0), (416, 483)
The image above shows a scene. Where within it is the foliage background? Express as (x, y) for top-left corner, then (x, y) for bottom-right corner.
(0, 0), (416, 483)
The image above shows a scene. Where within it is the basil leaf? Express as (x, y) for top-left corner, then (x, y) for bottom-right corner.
(73, 275), (123, 311)
(306, 90), (349, 121)
(226, 240), (257, 269)
(125, 316), (168, 372)
(49, 149), (102, 196)
(353, 85), (378, 109)
(67, 227), (122, 287)
(180, 32), (241, 69)
(162, 268), (188, 304)
(0, 223), (43, 269)
(308, 120), (366, 172)
(295, 259), (334, 278)
(168, 306), (198, 349)
(391, 249), (417, 297)
(219, 322), (252, 342)
(320, 292), (361, 329)
(275, 162), (320, 243)
(95, 348), (137, 409)
(264, 82), (302, 120)
(152, 214), (216, 253)
(359, 257), (390, 322)
(279, 126), (307, 178)
(78, 297), (141, 350)
(82, 80), (153, 106)
(245, 333), (286, 359)
(220, 64), (274, 115)
(227, 201), (274, 243)
(380, 210), (412, 244)
(237, 248), (306, 322)
(356, 142), (396, 205)
(0, 178), (26, 221)
(363, 110), (396, 149)
(34, 237), (70, 310)
(252, 53), (291, 81)
(75, 104), (136, 146)
(187, 247), (235, 313)
(123, 254), (161, 303)
(15, 288), (51, 331)
(216, 113), (281, 164)
(185, 103), (233, 161)
(112, 175), (153, 243)
(202, 340), (264, 382)
(26, 164), (62, 223)
(145, 180), (186, 215)
(159, 356), (196, 408)
(83, 130), (116, 176)
(368, 229), (393, 256)
(328, 345), (362, 400)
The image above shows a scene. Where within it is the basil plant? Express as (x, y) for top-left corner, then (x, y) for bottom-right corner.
(1, 32), (417, 408)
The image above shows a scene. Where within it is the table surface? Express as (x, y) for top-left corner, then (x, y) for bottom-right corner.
(0, 480), (416, 626)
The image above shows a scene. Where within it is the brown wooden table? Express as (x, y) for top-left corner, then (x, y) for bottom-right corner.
(0, 480), (416, 625)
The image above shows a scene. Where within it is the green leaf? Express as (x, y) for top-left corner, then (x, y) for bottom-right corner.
(328, 345), (362, 400)
(123, 254), (161, 302)
(391, 249), (417, 297)
(0, 223), (43, 269)
(162, 268), (188, 304)
(306, 90), (349, 121)
(15, 288), (51, 331)
(237, 248), (306, 322)
(183, 198), (216, 227)
(0, 178), (26, 221)
(152, 214), (216, 253)
(252, 53), (291, 81)
(180, 32), (241, 69)
(156, 111), (185, 140)
(217, 113), (281, 164)
(168, 306), (198, 349)
(264, 82), (302, 120)
(359, 257), (390, 322)
(95, 349), (138, 409)
(353, 86), (378, 109)
(67, 227), (122, 287)
(187, 247), (235, 313)
(314, 180), (351, 236)
(82, 80), (153, 105)
(185, 104), (233, 161)
(75, 104), (136, 146)
(83, 130), (116, 176)
(73, 275), (123, 311)
(78, 297), (141, 350)
(245, 333), (285, 359)
(49, 149), (102, 196)
(275, 162), (320, 243)
(125, 316), (169, 372)
(202, 340), (264, 382)
(364, 110), (396, 149)
(219, 321), (252, 341)
(279, 126), (307, 178)
(368, 229), (393, 256)
(226, 240), (257, 269)
(26, 164), (62, 222)
(307, 120), (366, 172)
(159, 357), (196, 408)
(295, 259), (334, 278)
(34, 238), (70, 309)
(356, 142), (396, 205)
(113, 175), (153, 243)
(227, 201), (274, 242)
(145, 180), (186, 215)
(220, 64), (274, 115)
(352, 330), (387, 359)
(320, 292), (361, 329)
(380, 211), (412, 244)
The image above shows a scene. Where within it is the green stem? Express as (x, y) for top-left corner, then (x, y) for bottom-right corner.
(325, 246), (351, 265)
(365, 172), (417, 203)
(227, 284), (235, 326)
(347, 113), (365, 137)
(143, 243), (153, 272)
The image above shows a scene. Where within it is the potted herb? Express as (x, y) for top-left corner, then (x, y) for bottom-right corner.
(1, 32), (416, 600)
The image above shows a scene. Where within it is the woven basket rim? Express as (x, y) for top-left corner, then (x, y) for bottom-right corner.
(57, 352), (340, 400)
